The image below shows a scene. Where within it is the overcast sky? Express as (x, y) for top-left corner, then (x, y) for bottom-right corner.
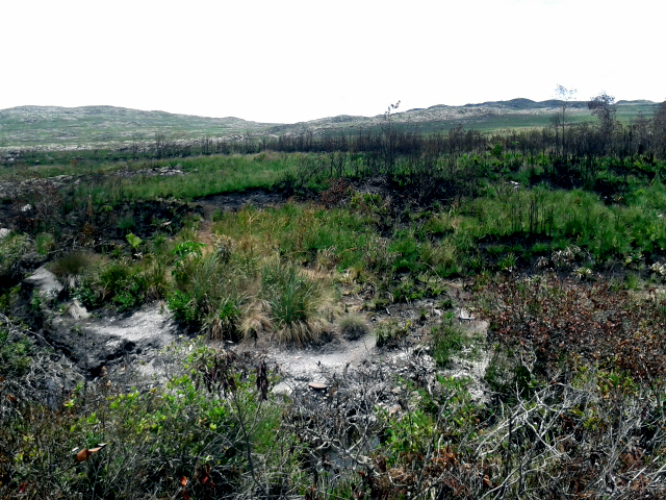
(1, 0), (663, 123)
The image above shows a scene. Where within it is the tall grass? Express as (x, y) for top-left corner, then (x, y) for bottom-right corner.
(212, 203), (376, 270)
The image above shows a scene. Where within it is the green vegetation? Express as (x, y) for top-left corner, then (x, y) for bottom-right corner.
(4, 102), (666, 498)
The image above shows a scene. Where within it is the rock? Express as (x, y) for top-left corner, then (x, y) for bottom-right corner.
(388, 404), (402, 417)
(272, 382), (293, 396)
(24, 267), (64, 300)
(0, 228), (10, 239)
(48, 305), (178, 378)
(457, 308), (475, 321)
(67, 300), (90, 320)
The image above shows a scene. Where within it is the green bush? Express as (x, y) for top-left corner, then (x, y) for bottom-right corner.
(1, 339), (304, 499)
(167, 290), (196, 324)
(98, 260), (148, 313)
(0, 233), (32, 277)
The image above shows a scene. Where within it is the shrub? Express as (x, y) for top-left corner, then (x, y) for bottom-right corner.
(0, 233), (32, 278)
(0, 326), (32, 378)
(117, 214), (136, 233)
(97, 260), (148, 313)
(0, 338), (304, 500)
(167, 290), (197, 324)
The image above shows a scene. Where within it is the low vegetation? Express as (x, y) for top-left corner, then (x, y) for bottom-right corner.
(3, 99), (666, 498)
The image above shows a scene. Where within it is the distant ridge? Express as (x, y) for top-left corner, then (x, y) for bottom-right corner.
(0, 99), (660, 148)
(0, 105), (271, 129)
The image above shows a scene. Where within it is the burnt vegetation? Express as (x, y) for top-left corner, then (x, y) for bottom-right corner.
(2, 97), (666, 499)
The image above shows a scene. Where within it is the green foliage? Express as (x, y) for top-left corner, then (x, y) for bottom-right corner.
(73, 154), (297, 204)
(431, 317), (466, 367)
(35, 232), (55, 255)
(167, 290), (197, 324)
(375, 319), (410, 348)
(389, 230), (424, 273)
(0, 327), (32, 378)
(213, 203), (374, 271)
(97, 260), (148, 313)
(380, 376), (480, 461)
(117, 214), (136, 233)
(0, 233), (32, 277)
(125, 232), (142, 250)
(1, 339), (304, 500)
(261, 261), (324, 343)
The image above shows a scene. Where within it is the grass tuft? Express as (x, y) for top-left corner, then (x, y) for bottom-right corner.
(338, 313), (369, 340)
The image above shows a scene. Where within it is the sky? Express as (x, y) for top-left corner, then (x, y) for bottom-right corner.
(1, 0), (663, 123)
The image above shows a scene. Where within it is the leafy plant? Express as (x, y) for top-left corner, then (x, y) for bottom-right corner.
(125, 232), (142, 251)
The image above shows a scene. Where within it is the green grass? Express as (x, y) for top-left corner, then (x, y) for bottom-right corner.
(212, 202), (377, 270)
(74, 154), (296, 204)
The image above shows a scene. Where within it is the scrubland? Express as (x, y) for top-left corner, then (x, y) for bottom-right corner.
(3, 105), (666, 498)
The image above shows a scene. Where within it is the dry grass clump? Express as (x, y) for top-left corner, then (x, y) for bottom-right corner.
(259, 260), (335, 345)
(48, 251), (96, 278)
(166, 235), (339, 346)
(338, 313), (369, 340)
(239, 302), (272, 344)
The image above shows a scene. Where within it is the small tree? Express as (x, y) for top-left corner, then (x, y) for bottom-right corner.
(553, 84), (577, 156)
(588, 92), (618, 151)
(381, 100), (400, 175)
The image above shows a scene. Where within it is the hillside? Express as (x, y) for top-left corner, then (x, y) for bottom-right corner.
(0, 105), (274, 148)
(0, 99), (660, 148)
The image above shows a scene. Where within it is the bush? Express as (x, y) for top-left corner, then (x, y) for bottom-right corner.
(431, 319), (466, 367)
(0, 233), (32, 278)
(0, 339), (305, 500)
(0, 325), (32, 378)
(98, 260), (148, 313)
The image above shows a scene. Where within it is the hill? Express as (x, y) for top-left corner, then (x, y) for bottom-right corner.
(0, 105), (273, 148)
(0, 99), (660, 148)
